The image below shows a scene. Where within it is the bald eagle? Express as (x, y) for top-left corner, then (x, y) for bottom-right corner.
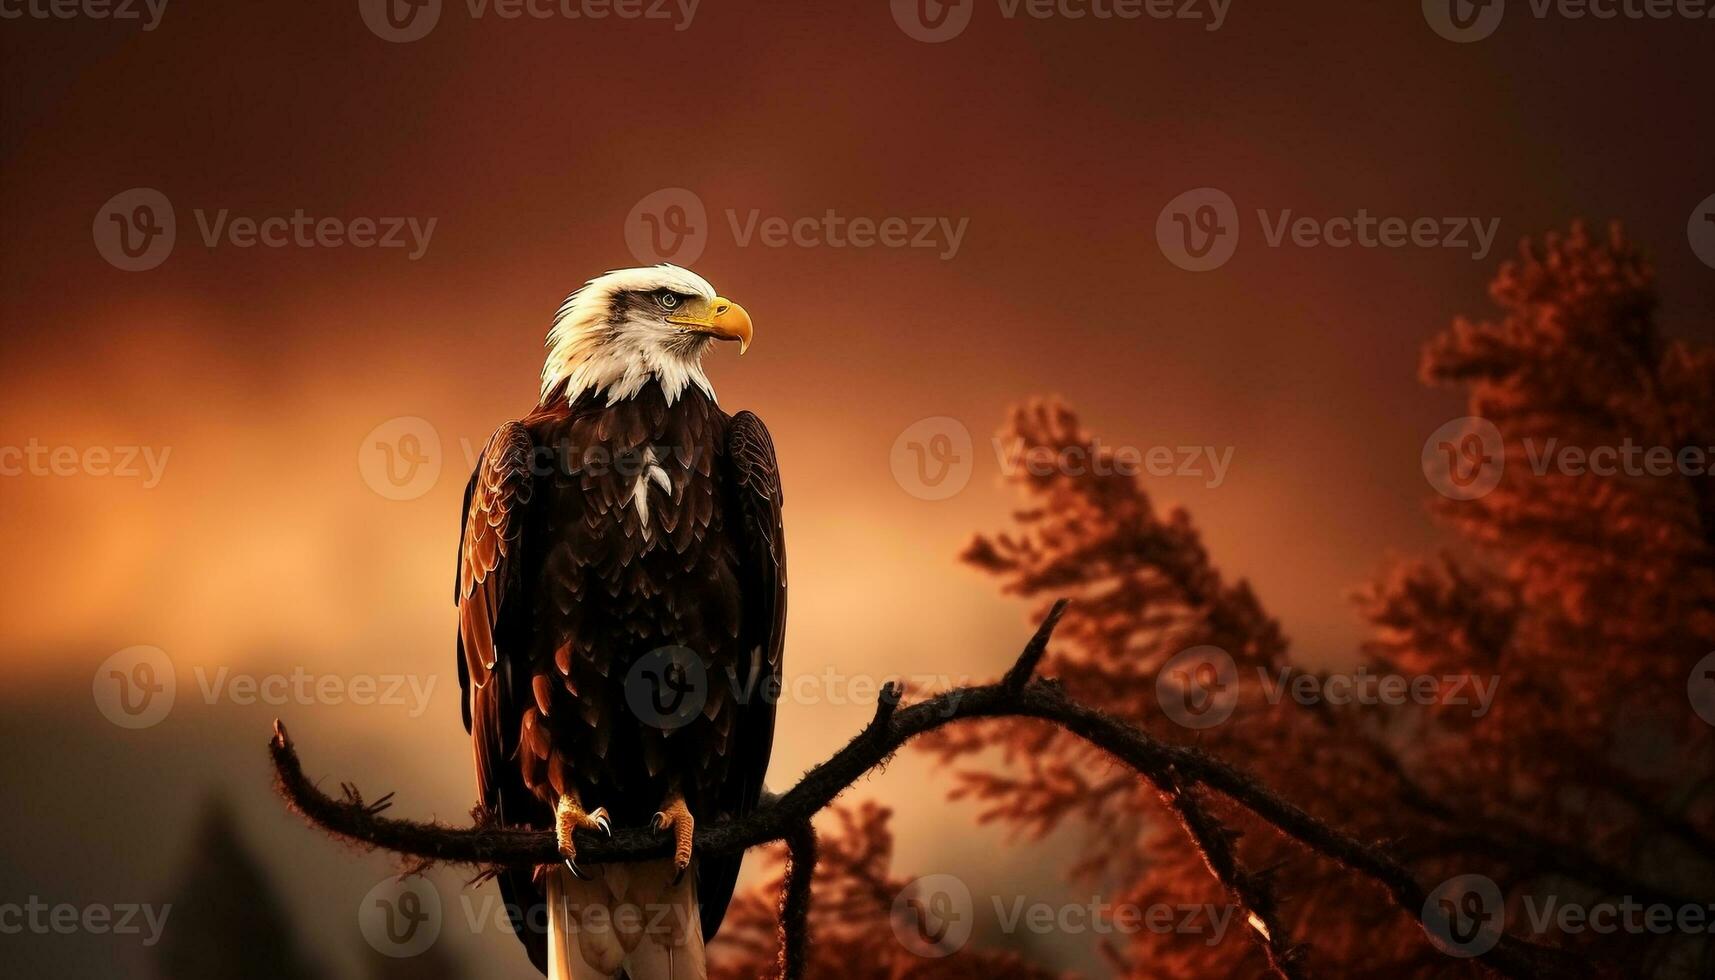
(456, 265), (785, 979)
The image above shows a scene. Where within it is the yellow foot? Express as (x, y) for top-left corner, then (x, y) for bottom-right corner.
(555, 795), (611, 880)
(652, 793), (695, 881)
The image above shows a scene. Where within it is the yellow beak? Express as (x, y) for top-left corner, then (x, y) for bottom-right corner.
(668, 297), (753, 354)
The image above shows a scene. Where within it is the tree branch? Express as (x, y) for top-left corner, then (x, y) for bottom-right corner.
(269, 603), (1600, 980)
(777, 822), (816, 980)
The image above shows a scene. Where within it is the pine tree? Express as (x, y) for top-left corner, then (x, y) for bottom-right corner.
(154, 794), (321, 980)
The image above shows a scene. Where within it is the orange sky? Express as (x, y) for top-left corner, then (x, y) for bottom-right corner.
(2, 1), (1712, 976)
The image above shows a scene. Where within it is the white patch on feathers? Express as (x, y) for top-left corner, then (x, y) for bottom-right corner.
(541, 264), (720, 407)
(546, 861), (706, 980)
(630, 447), (671, 539)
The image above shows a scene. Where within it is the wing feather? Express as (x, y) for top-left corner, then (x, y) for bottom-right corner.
(456, 422), (536, 806)
(700, 410), (787, 940)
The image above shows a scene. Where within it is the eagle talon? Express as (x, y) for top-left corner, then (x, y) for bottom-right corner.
(555, 795), (609, 878)
(653, 793), (695, 878)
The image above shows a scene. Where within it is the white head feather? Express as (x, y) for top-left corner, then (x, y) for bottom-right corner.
(540, 264), (720, 406)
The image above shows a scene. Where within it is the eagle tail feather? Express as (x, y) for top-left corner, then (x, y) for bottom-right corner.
(546, 860), (705, 980)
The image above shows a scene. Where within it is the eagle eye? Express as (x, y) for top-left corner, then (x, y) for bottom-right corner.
(655, 291), (681, 311)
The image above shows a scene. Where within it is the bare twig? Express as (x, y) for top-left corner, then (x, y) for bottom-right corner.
(269, 604), (1600, 980)
(1001, 598), (1068, 691)
(1154, 775), (1307, 979)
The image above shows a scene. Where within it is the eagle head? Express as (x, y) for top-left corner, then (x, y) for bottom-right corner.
(540, 264), (753, 406)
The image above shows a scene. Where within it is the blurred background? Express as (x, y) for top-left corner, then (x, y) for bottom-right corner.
(1, 0), (1711, 976)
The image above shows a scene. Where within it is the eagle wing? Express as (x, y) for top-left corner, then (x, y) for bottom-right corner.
(700, 410), (788, 939)
(456, 422), (551, 973)
(457, 421), (536, 800)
